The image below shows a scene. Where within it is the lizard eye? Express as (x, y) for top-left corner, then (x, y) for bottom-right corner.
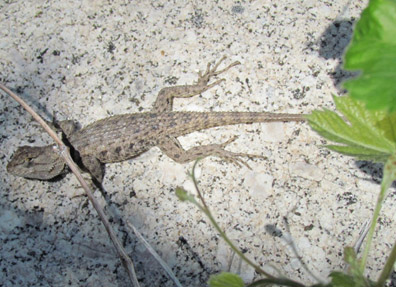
(24, 157), (34, 166)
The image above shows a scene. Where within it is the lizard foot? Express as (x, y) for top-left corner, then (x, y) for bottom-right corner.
(211, 136), (267, 169)
(197, 56), (241, 87)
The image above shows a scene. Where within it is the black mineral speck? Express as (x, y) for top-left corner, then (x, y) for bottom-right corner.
(232, 5), (244, 14)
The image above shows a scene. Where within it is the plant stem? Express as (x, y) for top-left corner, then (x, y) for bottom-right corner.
(376, 240), (396, 287)
(359, 154), (396, 272)
(190, 161), (306, 287)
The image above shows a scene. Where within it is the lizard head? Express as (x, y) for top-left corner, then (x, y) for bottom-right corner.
(7, 145), (66, 180)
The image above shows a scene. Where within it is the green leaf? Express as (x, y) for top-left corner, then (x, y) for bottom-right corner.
(328, 271), (375, 287)
(307, 96), (396, 162)
(343, 0), (396, 112)
(329, 247), (375, 287)
(208, 272), (244, 287)
(329, 272), (358, 287)
(343, 247), (363, 280)
(376, 112), (396, 143)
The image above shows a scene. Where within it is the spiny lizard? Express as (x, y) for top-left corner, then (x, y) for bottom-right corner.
(7, 57), (306, 183)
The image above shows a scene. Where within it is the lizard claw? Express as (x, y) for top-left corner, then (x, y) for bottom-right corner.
(197, 56), (241, 85)
(220, 151), (268, 170)
(214, 135), (267, 169)
(220, 135), (239, 148)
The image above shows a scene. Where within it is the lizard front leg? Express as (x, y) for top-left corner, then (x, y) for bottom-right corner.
(158, 135), (265, 169)
(152, 56), (240, 113)
(80, 155), (104, 183)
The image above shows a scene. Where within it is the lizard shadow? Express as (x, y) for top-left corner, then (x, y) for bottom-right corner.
(93, 179), (213, 285)
(10, 170), (213, 286)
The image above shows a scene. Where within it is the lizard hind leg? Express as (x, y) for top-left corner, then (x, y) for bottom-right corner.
(152, 56), (240, 113)
(158, 135), (266, 169)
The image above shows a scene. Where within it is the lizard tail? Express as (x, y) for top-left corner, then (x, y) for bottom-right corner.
(172, 111), (306, 136)
(193, 111), (306, 128)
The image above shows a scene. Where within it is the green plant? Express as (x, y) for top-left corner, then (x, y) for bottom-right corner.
(342, 0), (396, 112)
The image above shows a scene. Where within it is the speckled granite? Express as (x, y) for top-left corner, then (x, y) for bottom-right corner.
(2, 1), (394, 287)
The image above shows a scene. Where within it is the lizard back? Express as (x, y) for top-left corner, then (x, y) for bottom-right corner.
(69, 111), (305, 163)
